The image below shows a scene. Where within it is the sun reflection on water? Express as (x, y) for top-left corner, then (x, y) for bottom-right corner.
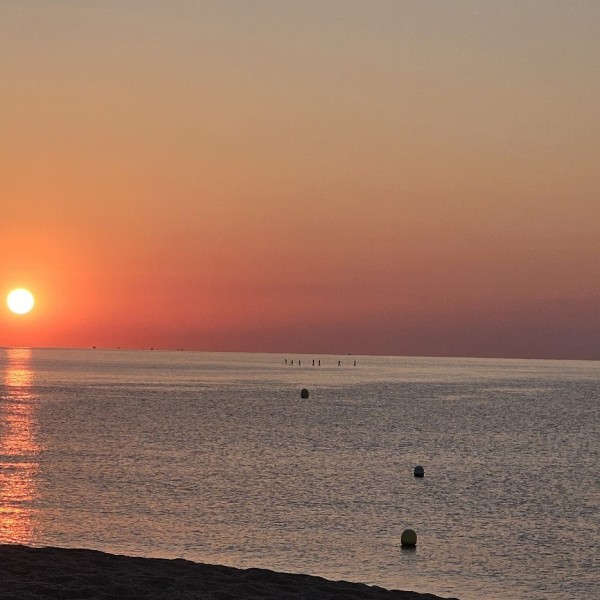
(0, 348), (40, 544)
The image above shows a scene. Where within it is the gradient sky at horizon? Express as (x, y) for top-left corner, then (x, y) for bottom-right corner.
(1, 1), (599, 359)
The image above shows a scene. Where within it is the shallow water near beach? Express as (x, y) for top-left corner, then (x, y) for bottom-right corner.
(0, 348), (598, 599)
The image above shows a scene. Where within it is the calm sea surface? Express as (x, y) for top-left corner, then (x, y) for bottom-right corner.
(0, 348), (598, 599)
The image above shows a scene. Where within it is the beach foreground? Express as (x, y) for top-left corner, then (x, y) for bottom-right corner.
(0, 545), (458, 599)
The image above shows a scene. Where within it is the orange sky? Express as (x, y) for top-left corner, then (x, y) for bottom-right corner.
(1, 1), (599, 359)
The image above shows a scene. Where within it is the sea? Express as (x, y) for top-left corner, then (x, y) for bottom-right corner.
(0, 347), (598, 599)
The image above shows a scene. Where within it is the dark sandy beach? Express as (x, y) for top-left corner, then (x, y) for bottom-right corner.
(0, 545), (458, 599)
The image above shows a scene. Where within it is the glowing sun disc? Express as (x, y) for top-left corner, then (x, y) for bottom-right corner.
(7, 289), (35, 314)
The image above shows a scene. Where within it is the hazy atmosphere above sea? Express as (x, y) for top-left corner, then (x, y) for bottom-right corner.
(1, 1), (599, 359)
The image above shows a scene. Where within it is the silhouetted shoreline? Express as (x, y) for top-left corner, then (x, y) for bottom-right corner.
(0, 545), (459, 599)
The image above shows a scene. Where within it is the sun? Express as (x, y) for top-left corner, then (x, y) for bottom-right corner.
(7, 288), (35, 315)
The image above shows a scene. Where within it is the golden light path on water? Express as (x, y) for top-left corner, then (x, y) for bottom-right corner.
(0, 348), (40, 544)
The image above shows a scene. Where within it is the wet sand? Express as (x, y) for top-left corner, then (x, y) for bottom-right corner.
(0, 544), (458, 599)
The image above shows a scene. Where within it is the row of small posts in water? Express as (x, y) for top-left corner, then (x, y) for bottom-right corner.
(285, 358), (357, 366)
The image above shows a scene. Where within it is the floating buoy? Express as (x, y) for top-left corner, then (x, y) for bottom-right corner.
(300, 388), (309, 399)
(414, 465), (425, 477)
(401, 529), (417, 547)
